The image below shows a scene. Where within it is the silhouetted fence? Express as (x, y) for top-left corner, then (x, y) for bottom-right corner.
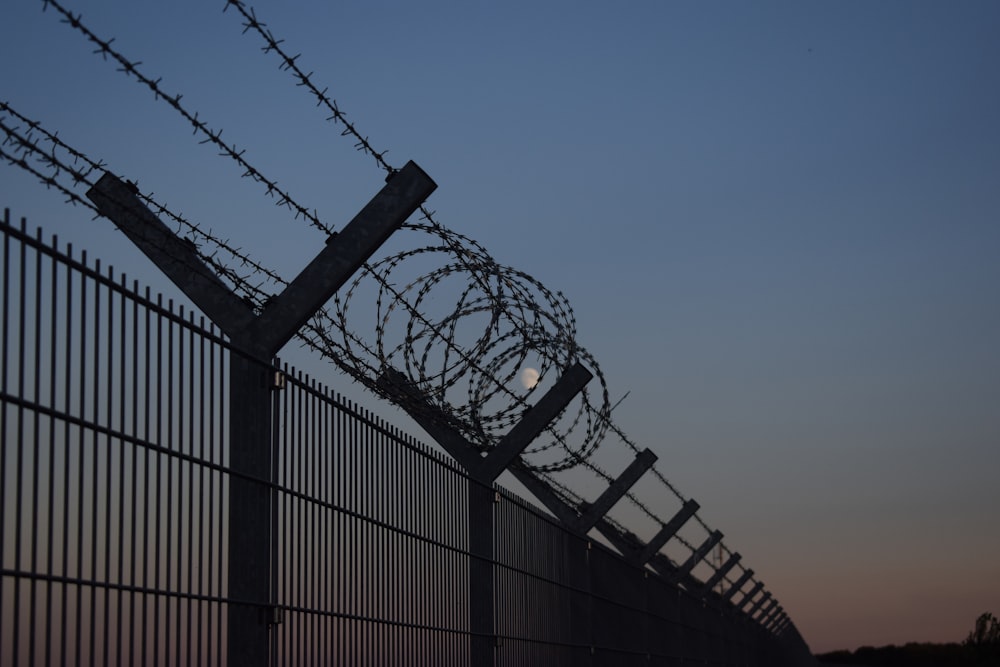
(1, 210), (815, 665)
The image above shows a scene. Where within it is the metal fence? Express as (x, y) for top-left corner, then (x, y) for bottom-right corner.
(1, 209), (815, 665)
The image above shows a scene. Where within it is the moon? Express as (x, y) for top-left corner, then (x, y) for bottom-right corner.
(519, 367), (539, 390)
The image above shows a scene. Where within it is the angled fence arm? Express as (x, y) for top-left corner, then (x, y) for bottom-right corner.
(249, 161), (435, 352)
(506, 466), (584, 528)
(721, 568), (754, 602)
(478, 363), (592, 482)
(747, 590), (772, 618)
(592, 518), (646, 560)
(632, 498), (700, 567)
(773, 615), (791, 635)
(763, 604), (784, 629)
(378, 362), (592, 483)
(377, 367), (483, 470)
(737, 580), (765, 610)
(86, 173), (255, 337)
(701, 551), (741, 593)
(576, 449), (657, 534)
(675, 529), (723, 581)
(377, 362), (593, 667)
(644, 552), (702, 591)
(755, 596), (778, 621)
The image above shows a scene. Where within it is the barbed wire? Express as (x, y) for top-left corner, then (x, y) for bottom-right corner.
(3, 92), (608, 472)
(218, 0), (726, 546)
(40, 0), (333, 237)
(1, 102), (285, 304)
(35, 0), (613, 473)
(9, 0), (777, 609)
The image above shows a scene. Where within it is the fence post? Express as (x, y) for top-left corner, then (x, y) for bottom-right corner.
(378, 362), (593, 666)
(87, 162), (435, 666)
(227, 354), (276, 663)
(469, 481), (496, 664)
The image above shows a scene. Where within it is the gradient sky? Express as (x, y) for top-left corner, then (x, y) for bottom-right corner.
(2, 1), (999, 654)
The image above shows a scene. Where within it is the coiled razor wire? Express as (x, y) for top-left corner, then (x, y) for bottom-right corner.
(4, 0), (783, 599)
(1, 94), (611, 473)
(330, 238), (610, 469)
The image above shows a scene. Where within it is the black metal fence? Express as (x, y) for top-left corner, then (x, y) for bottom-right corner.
(1, 209), (815, 665)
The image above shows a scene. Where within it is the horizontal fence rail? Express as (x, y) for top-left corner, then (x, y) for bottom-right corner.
(1, 210), (815, 665)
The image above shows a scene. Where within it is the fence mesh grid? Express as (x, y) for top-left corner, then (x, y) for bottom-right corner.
(1, 210), (812, 665)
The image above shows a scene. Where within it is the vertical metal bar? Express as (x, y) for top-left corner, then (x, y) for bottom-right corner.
(75, 249), (88, 667)
(0, 211), (7, 667)
(196, 315), (207, 666)
(362, 403), (370, 665)
(171, 303), (181, 667)
(269, 363), (278, 664)
(116, 272), (127, 667)
(469, 475), (495, 667)
(310, 376), (318, 663)
(12, 213), (27, 667)
(351, 398), (359, 663)
(154, 292), (164, 667)
(60, 241), (73, 667)
(102, 262), (114, 666)
(89, 257), (101, 667)
(389, 421), (397, 667)
(299, 371), (307, 665)
(174, 304), (192, 667)
(0, 213), (7, 667)
(227, 351), (272, 666)
(318, 378), (326, 663)
(323, 384), (331, 667)
(211, 325), (222, 667)
(278, 369), (287, 664)
(44, 231), (59, 667)
(170, 303), (181, 667)
(165, 298), (175, 667)
(129, 279), (140, 666)
(185, 310), (195, 666)
(28, 226), (42, 667)
(141, 285), (152, 666)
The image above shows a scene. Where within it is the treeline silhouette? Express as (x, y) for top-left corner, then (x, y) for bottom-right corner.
(817, 612), (1000, 667)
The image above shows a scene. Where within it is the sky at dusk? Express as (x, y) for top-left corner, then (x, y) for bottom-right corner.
(2, 1), (999, 655)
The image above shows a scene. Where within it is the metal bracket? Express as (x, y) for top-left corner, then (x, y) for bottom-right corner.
(269, 370), (286, 391)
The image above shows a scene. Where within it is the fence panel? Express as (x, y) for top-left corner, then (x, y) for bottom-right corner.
(1, 210), (814, 665)
(1, 212), (231, 666)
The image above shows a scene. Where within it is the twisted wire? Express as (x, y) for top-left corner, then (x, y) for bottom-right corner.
(41, 0), (333, 236)
(1, 102), (281, 305)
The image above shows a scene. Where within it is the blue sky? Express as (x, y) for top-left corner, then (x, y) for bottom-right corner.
(2, 1), (999, 653)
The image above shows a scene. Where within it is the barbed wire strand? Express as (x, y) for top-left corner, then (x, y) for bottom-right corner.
(219, 0), (726, 550)
(18, 0), (767, 602)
